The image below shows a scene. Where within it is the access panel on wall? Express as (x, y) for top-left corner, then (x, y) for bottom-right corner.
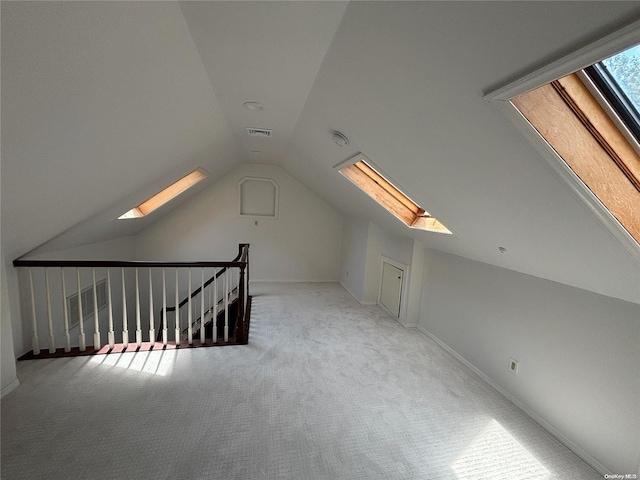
(238, 177), (279, 218)
(379, 261), (403, 318)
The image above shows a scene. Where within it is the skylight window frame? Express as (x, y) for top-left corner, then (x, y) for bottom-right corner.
(484, 20), (640, 260)
(336, 153), (452, 234)
(118, 168), (208, 220)
(576, 69), (640, 158)
(584, 61), (640, 143)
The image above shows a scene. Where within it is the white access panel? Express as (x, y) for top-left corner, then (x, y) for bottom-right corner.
(380, 261), (403, 318)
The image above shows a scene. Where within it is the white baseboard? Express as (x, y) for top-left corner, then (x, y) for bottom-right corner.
(417, 325), (611, 476)
(338, 281), (377, 305)
(402, 322), (419, 329)
(250, 279), (337, 283)
(1, 378), (20, 398)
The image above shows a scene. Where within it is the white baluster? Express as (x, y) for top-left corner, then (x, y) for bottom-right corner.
(187, 268), (193, 345)
(28, 268), (40, 355)
(162, 269), (168, 346)
(60, 268), (71, 352)
(174, 268), (180, 346)
(135, 269), (142, 347)
(92, 268), (101, 351)
(122, 268), (129, 348)
(212, 269), (217, 344)
(200, 268), (205, 344)
(107, 269), (115, 349)
(77, 268), (86, 351)
(224, 268), (229, 343)
(149, 269), (155, 346)
(45, 267), (55, 353)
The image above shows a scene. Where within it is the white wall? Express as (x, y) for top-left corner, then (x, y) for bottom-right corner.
(363, 221), (384, 304)
(24, 237), (137, 262)
(405, 240), (424, 328)
(1, 260), (19, 397)
(135, 164), (342, 282)
(419, 249), (640, 474)
(339, 217), (369, 303)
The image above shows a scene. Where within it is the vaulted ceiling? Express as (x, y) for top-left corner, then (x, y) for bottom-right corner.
(2, 1), (639, 303)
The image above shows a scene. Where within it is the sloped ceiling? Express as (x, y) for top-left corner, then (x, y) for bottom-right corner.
(2, 1), (639, 303)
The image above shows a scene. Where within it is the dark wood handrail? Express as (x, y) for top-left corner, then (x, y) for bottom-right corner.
(231, 243), (250, 263)
(13, 260), (243, 268)
(163, 244), (248, 313)
(13, 244), (250, 268)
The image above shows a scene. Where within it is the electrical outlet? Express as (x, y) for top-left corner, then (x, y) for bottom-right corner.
(509, 358), (519, 375)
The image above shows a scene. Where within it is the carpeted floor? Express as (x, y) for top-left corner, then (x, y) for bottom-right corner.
(1, 282), (601, 479)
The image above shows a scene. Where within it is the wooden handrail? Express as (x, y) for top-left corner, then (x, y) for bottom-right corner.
(12, 244), (250, 269)
(163, 244), (249, 313)
(13, 260), (243, 268)
(232, 243), (250, 263)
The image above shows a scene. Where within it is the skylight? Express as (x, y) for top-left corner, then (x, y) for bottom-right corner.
(118, 169), (207, 219)
(585, 44), (640, 142)
(511, 45), (640, 245)
(338, 154), (451, 234)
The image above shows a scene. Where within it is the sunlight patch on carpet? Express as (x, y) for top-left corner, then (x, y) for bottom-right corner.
(452, 419), (550, 480)
(88, 349), (176, 376)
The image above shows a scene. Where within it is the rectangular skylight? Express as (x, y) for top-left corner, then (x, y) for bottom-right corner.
(118, 169), (207, 219)
(338, 154), (451, 234)
(511, 46), (640, 244)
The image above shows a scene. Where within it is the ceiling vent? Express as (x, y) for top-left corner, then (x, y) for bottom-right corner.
(246, 127), (273, 137)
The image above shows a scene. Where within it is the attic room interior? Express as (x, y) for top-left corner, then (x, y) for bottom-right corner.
(1, 2), (639, 479)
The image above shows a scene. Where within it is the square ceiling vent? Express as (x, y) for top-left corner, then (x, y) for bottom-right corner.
(246, 127), (272, 137)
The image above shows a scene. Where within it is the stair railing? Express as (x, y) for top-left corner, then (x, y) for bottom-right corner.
(13, 244), (250, 357)
(162, 243), (250, 345)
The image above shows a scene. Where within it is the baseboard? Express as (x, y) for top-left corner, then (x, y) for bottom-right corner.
(337, 281), (379, 305)
(1, 378), (20, 398)
(417, 325), (611, 476)
(395, 314), (418, 329)
(250, 279), (337, 283)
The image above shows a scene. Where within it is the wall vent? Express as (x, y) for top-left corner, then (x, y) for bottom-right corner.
(67, 278), (107, 327)
(245, 127), (273, 137)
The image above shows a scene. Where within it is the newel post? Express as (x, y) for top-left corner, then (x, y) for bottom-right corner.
(236, 264), (246, 343)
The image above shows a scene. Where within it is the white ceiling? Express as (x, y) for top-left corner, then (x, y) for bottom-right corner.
(2, 1), (639, 303)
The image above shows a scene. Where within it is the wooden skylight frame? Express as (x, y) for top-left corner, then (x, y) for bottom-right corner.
(118, 168), (207, 219)
(511, 71), (640, 244)
(337, 154), (451, 234)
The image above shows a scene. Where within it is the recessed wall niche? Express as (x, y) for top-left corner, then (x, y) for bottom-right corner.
(238, 177), (279, 218)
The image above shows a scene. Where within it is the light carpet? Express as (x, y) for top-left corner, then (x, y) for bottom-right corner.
(1, 282), (601, 479)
